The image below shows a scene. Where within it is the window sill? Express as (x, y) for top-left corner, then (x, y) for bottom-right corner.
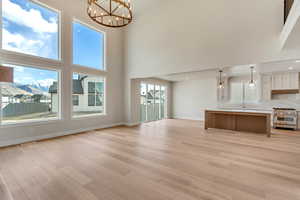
(0, 117), (61, 128)
(0, 49), (62, 64)
(72, 113), (107, 120)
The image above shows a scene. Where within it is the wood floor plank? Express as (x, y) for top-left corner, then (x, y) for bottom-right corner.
(1, 119), (300, 200)
(0, 173), (13, 200)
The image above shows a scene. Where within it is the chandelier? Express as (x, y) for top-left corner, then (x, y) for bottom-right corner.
(87, 0), (133, 28)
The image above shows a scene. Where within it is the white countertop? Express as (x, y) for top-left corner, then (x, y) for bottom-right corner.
(206, 108), (272, 114)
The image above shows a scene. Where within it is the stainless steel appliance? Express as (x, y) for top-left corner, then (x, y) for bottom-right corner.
(273, 108), (298, 130)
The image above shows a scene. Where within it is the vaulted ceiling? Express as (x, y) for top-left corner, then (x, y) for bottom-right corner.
(125, 0), (300, 78)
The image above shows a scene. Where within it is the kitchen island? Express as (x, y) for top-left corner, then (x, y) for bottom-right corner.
(205, 109), (272, 137)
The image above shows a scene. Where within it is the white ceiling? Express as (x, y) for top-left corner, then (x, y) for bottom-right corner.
(156, 59), (300, 82)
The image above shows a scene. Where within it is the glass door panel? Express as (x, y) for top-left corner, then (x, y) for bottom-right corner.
(155, 85), (161, 121)
(147, 84), (155, 121)
(160, 86), (166, 119)
(140, 83), (147, 122)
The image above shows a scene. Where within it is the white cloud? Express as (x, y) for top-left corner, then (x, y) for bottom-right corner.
(14, 76), (34, 85)
(14, 77), (55, 88)
(2, 28), (44, 56)
(36, 79), (56, 87)
(2, 0), (58, 33)
(14, 66), (25, 72)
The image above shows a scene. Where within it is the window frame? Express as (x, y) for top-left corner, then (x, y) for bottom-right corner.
(87, 81), (104, 107)
(71, 72), (106, 119)
(72, 95), (79, 106)
(139, 81), (168, 122)
(71, 19), (107, 72)
(0, 62), (62, 126)
(0, 0), (62, 62)
(0, 2), (109, 127)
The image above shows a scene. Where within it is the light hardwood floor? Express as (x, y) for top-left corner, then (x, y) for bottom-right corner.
(1, 119), (300, 200)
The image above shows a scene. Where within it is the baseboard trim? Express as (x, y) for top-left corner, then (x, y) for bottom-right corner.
(125, 122), (141, 127)
(0, 122), (124, 148)
(173, 116), (203, 121)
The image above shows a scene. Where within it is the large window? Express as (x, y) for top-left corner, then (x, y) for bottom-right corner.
(72, 73), (105, 117)
(0, 2), (108, 126)
(0, 64), (60, 124)
(73, 22), (105, 70)
(2, 0), (59, 60)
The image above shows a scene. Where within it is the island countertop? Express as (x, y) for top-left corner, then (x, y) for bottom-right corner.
(205, 109), (272, 137)
(205, 108), (273, 114)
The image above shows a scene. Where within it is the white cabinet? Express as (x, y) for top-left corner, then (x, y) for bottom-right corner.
(290, 73), (299, 89)
(271, 72), (299, 90)
(261, 75), (271, 101)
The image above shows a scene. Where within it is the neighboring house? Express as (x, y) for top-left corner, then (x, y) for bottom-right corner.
(141, 89), (165, 104)
(1, 83), (51, 118)
(49, 76), (104, 114)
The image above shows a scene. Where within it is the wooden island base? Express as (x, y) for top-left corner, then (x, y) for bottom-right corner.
(205, 110), (271, 137)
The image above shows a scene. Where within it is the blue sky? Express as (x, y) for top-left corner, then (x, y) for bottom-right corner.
(73, 22), (104, 70)
(2, 0), (104, 87)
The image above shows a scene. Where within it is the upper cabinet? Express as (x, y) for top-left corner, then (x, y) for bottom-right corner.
(261, 72), (299, 101)
(271, 72), (299, 90)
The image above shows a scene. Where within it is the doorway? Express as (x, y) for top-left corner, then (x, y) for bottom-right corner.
(140, 82), (167, 122)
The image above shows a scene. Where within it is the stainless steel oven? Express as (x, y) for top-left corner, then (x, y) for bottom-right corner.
(273, 108), (298, 130)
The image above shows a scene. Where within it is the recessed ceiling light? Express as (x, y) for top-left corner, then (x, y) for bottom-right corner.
(296, 60), (300, 63)
(288, 66), (294, 70)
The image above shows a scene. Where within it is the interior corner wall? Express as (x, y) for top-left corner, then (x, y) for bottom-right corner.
(172, 77), (218, 121)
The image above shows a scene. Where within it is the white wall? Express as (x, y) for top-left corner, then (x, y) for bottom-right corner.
(173, 78), (218, 121)
(0, 0), (124, 147)
(125, 0), (300, 79)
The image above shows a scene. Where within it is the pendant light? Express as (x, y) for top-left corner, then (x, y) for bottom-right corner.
(249, 66), (256, 88)
(218, 70), (224, 89)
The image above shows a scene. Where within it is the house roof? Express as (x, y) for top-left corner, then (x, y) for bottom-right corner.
(49, 80), (84, 94)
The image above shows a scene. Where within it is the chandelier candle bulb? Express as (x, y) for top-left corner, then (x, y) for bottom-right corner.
(87, 0), (132, 28)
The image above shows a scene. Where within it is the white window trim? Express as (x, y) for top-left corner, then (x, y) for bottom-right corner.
(0, 62), (62, 126)
(0, 0), (62, 62)
(0, 1), (110, 127)
(71, 19), (107, 72)
(0, 0), (63, 127)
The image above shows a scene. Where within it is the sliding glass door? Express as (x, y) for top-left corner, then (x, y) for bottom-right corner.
(154, 85), (161, 121)
(140, 83), (147, 122)
(160, 86), (166, 119)
(140, 83), (167, 122)
(147, 84), (155, 121)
